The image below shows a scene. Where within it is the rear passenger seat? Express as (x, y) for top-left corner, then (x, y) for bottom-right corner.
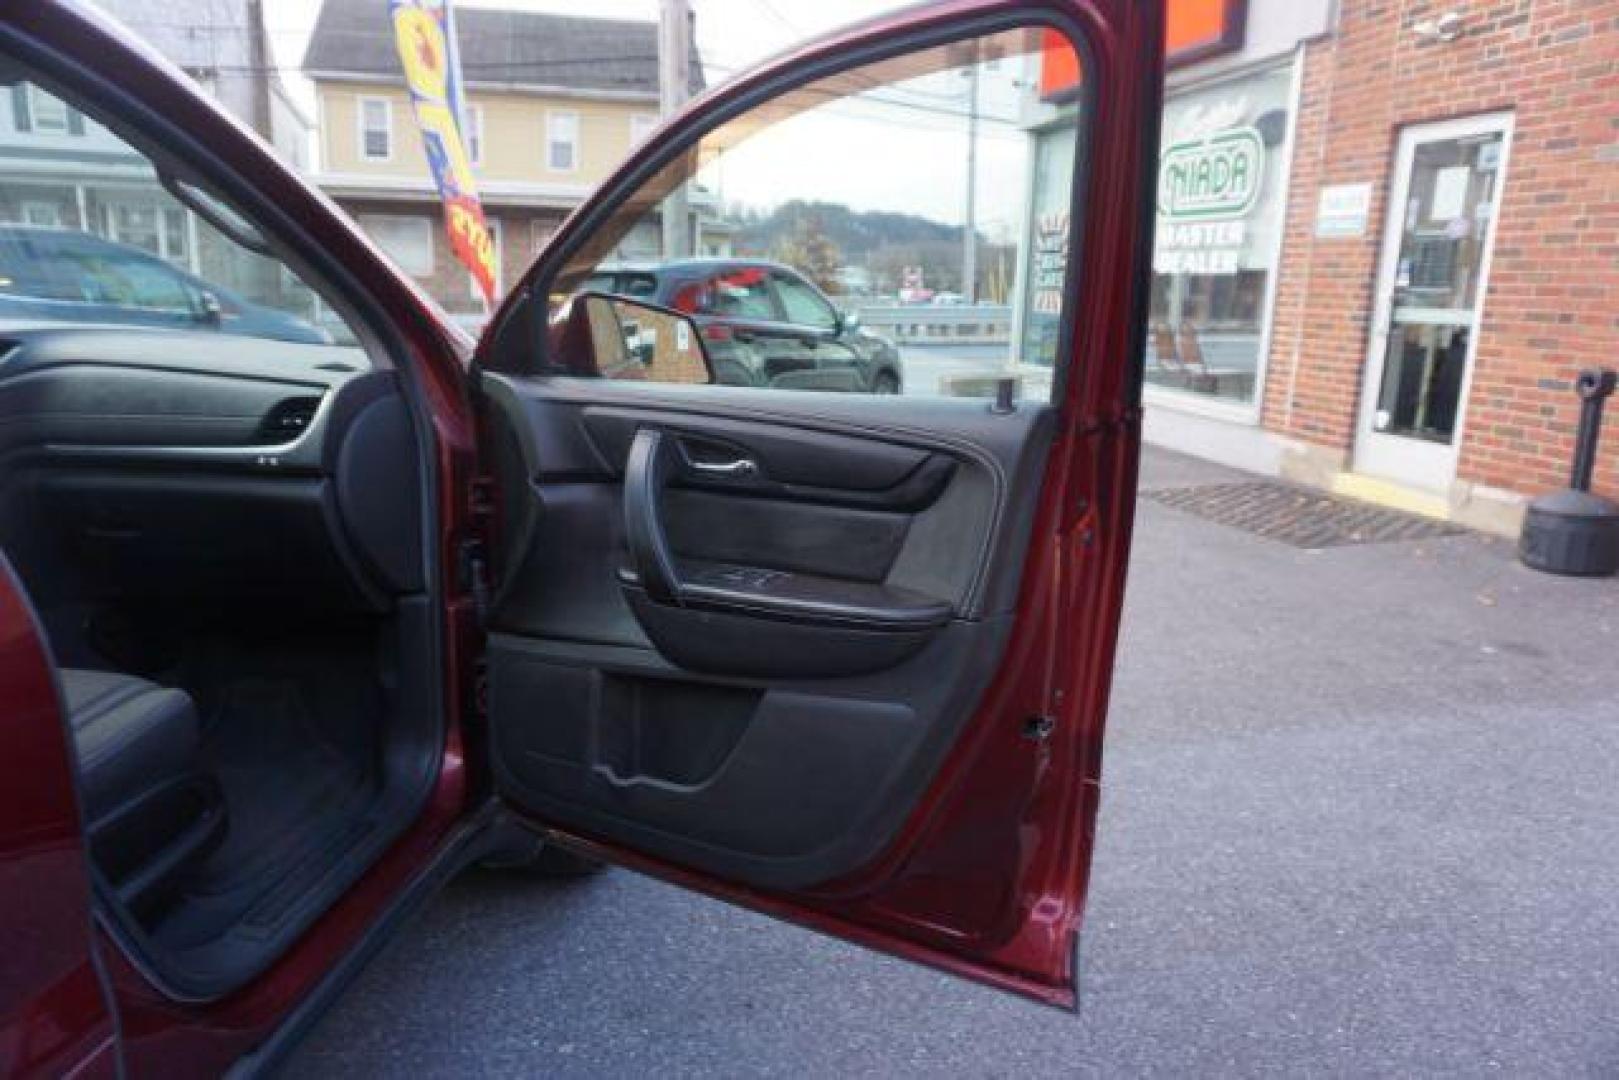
(60, 669), (226, 916)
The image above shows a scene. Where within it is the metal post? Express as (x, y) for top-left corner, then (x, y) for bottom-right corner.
(962, 63), (979, 304)
(659, 0), (692, 260)
(1570, 368), (1618, 492)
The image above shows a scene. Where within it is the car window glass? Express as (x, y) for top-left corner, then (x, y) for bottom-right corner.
(707, 269), (776, 319)
(0, 79), (365, 350)
(585, 271), (662, 300)
(0, 236), (78, 300)
(773, 273), (837, 330)
(618, 273), (659, 298)
(541, 25), (1089, 402)
(73, 254), (194, 312)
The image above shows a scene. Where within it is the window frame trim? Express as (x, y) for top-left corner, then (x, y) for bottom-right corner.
(546, 108), (580, 174)
(357, 94), (394, 163)
(358, 211), (435, 277)
(26, 83), (71, 134)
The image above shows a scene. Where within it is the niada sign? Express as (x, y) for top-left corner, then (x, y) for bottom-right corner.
(1157, 127), (1265, 221)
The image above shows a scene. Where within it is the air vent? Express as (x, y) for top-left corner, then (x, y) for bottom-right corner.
(258, 395), (322, 441)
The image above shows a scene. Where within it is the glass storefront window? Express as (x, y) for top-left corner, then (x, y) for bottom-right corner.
(1016, 124), (1078, 372)
(1146, 62), (1293, 406)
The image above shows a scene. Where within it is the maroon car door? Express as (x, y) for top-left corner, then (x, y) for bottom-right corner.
(478, 0), (1164, 1007)
(0, 555), (118, 1076)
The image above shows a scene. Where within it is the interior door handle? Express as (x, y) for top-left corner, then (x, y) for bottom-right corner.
(623, 428), (683, 605)
(688, 457), (757, 479)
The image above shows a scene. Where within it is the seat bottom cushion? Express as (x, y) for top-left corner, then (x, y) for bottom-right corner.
(60, 668), (200, 824)
(59, 668), (225, 912)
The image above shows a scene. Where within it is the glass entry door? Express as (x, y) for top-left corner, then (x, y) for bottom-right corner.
(1354, 114), (1512, 492)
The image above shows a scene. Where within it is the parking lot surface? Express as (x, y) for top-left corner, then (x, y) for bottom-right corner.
(289, 447), (1619, 1077)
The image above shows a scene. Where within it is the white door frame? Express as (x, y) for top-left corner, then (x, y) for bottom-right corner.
(1352, 111), (1514, 493)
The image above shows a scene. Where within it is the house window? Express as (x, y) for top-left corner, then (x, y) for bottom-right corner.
(630, 113), (657, 145)
(547, 111), (579, 172)
(12, 84), (82, 135)
(359, 97), (392, 161)
(28, 86), (70, 134)
(101, 201), (191, 265)
(465, 104), (484, 166)
(358, 213), (434, 276)
(19, 201), (61, 228)
(531, 218), (557, 253)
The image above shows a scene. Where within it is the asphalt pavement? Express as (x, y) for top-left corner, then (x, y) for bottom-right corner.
(288, 447), (1619, 1077)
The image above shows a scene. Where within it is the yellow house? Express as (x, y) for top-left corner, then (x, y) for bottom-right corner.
(303, 0), (710, 322)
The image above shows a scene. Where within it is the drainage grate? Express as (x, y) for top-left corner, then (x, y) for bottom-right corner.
(1144, 481), (1466, 548)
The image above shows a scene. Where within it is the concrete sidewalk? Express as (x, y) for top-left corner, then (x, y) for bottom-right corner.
(289, 447), (1619, 1077)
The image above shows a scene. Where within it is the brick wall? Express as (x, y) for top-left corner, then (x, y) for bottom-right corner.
(1262, 0), (1619, 498)
(338, 196), (566, 316)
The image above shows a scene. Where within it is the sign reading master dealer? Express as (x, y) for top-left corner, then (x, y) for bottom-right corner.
(1154, 126), (1264, 276)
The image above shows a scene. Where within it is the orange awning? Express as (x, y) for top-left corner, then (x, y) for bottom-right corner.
(1039, 0), (1245, 101)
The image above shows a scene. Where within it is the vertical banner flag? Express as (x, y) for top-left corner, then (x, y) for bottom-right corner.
(390, 0), (497, 305)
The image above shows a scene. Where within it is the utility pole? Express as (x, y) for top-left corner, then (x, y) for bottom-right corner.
(246, 0), (273, 139)
(659, 0), (692, 260)
(962, 62), (979, 304)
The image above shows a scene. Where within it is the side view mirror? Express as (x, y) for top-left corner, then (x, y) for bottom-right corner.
(563, 291), (712, 385)
(195, 290), (223, 325)
(839, 309), (861, 334)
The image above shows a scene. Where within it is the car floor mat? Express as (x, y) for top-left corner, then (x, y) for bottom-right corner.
(149, 676), (380, 950)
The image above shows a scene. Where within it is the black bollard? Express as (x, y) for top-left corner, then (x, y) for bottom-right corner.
(1519, 368), (1619, 576)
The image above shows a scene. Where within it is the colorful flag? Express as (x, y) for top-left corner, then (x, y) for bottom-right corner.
(390, 0), (497, 305)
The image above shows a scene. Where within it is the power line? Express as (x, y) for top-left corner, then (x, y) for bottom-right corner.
(189, 58), (1027, 128)
(750, 0), (801, 37)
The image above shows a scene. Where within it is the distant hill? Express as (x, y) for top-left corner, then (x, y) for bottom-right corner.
(730, 200), (995, 296)
(731, 200), (964, 259)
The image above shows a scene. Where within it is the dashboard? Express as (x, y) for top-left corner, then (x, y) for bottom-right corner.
(0, 324), (425, 614)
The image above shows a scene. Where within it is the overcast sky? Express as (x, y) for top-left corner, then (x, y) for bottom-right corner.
(258, 0), (1034, 228)
(265, 0), (918, 111)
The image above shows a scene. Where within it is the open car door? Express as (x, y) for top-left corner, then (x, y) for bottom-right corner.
(0, 554), (117, 1075)
(474, 0), (1163, 1008)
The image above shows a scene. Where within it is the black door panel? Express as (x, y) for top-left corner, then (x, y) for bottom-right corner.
(487, 619), (1013, 890)
(480, 373), (1054, 888)
(663, 490), (909, 582)
(579, 407), (951, 505)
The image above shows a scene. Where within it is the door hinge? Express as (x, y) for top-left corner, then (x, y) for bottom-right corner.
(462, 473), (498, 626)
(1072, 406), (1141, 438)
(468, 475), (497, 524)
(471, 651), (489, 722)
(459, 537), (491, 626)
(1023, 714), (1056, 741)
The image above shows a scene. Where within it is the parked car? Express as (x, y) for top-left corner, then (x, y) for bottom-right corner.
(0, 2), (1160, 1076)
(584, 259), (904, 393)
(0, 225), (330, 343)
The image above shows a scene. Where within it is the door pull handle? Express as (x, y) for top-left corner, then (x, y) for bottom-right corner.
(689, 458), (758, 478)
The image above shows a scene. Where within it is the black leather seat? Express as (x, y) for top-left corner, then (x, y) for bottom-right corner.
(62, 670), (199, 821)
(60, 669), (226, 914)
